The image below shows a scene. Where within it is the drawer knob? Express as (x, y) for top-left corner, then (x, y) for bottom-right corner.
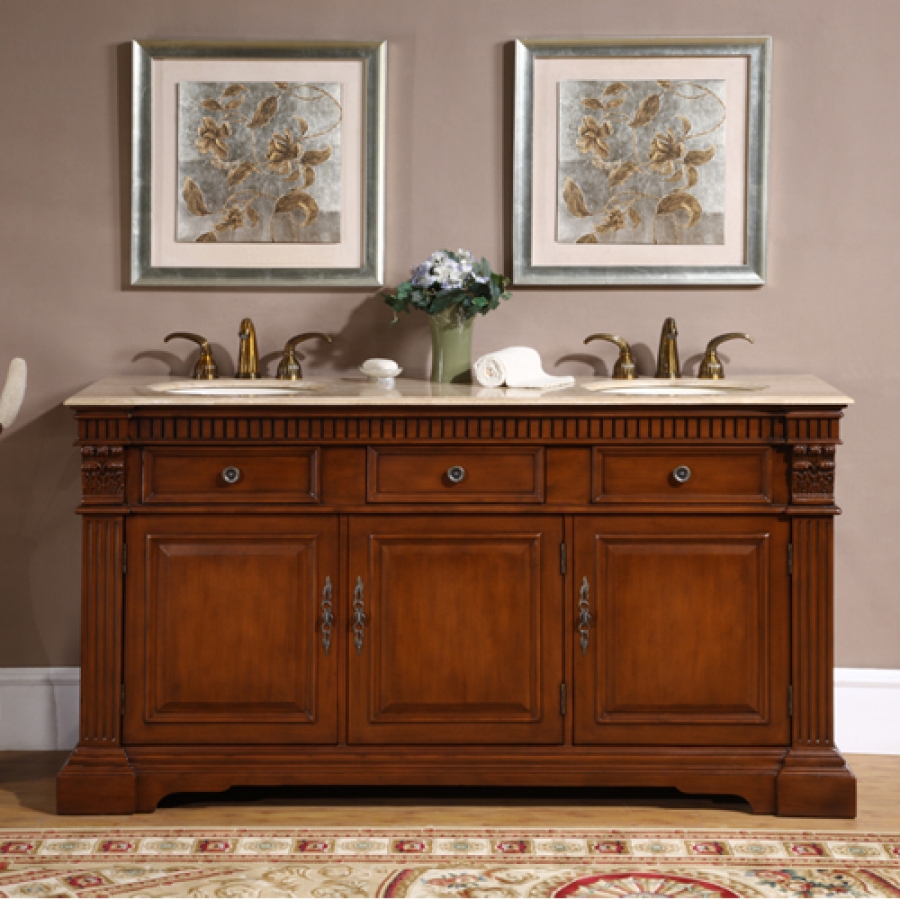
(446, 465), (466, 484)
(672, 465), (692, 485)
(221, 466), (242, 485)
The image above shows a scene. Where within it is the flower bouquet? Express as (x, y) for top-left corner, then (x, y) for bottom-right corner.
(384, 250), (511, 383)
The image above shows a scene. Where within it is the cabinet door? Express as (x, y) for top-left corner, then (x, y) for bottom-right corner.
(573, 516), (790, 745)
(123, 515), (339, 744)
(348, 515), (564, 744)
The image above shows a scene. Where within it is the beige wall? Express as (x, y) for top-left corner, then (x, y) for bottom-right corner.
(1, 0), (898, 667)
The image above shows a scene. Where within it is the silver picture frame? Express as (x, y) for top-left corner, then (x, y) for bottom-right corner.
(513, 37), (771, 286)
(131, 40), (386, 287)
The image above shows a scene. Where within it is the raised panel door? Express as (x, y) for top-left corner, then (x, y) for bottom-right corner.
(348, 515), (564, 744)
(123, 515), (339, 744)
(573, 515), (791, 745)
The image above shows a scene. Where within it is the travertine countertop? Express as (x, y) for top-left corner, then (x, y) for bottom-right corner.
(65, 374), (853, 407)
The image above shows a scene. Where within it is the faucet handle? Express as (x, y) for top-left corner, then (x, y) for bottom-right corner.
(584, 333), (638, 380)
(698, 333), (754, 380)
(276, 332), (333, 380)
(164, 332), (218, 380)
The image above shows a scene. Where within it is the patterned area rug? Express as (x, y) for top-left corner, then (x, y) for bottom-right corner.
(1, 828), (899, 897)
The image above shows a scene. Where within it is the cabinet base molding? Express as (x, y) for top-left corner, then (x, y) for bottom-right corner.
(775, 748), (857, 818)
(57, 747), (136, 815)
(54, 745), (817, 815)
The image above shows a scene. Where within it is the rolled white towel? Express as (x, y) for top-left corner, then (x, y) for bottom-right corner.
(0, 358), (27, 431)
(473, 347), (574, 390)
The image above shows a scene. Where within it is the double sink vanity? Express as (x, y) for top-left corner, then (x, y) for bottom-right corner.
(57, 372), (856, 817)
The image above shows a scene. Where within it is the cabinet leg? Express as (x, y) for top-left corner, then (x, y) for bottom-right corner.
(776, 748), (856, 818)
(57, 747), (137, 815)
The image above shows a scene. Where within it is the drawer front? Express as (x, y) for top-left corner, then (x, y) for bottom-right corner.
(142, 448), (319, 504)
(367, 446), (544, 503)
(592, 447), (771, 504)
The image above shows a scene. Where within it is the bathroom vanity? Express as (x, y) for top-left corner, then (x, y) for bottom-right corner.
(57, 375), (856, 816)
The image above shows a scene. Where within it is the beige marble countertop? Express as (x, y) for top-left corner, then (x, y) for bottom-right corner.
(64, 374), (853, 408)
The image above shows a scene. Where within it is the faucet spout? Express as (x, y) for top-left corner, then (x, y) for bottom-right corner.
(655, 317), (680, 379)
(236, 318), (261, 379)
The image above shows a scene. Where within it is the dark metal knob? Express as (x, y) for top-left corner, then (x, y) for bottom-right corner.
(222, 466), (241, 485)
(447, 466), (466, 484)
(672, 465), (692, 484)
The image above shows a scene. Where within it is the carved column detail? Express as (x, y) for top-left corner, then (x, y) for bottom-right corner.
(81, 446), (125, 503)
(776, 515), (855, 816)
(58, 515), (136, 813)
(790, 444), (836, 505)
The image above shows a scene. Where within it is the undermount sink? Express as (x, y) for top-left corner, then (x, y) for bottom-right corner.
(585, 381), (765, 397)
(149, 380), (325, 397)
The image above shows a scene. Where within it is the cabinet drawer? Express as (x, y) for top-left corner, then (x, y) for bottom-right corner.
(592, 447), (771, 504)
(367, 446), (544, 503)
(142, 448), (319, 504)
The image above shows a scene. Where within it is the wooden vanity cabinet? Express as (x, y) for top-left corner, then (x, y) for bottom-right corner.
(58, 403), (856, 818)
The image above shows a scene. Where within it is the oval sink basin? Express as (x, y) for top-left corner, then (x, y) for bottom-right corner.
(149, 380), (325, 397)
(585, 381), (765, 397)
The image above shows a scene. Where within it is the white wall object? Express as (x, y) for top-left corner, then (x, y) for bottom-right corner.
(0, 358), (27, 431)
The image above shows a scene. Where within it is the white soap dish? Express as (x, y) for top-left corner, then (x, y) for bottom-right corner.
(360, 358), (402, 384)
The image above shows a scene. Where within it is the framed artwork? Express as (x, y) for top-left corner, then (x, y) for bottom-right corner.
(513, 37), (771, 286)
(131, 40), (386, 287)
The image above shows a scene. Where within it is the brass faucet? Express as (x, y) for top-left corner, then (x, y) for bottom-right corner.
(698, 333), (754, 379)
(277, 332), (333, 380)
(164, 332), (219, 380)
(236, 318), (260, 379)
(583, 333), (638, 379)
(655, 317), (680, 378)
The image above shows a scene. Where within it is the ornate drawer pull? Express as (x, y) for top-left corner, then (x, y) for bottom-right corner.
(353, 576), (366, 655)
(447, 465), (466, 484)
(672, 465), (692, 484)
(321, 576), (334, 655)
(221, 466), (241, 485)
(578, 576), (592, 656)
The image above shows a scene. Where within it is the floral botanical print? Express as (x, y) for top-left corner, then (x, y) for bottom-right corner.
(557, 79), (726, 245)
(177, 81), (342, 243)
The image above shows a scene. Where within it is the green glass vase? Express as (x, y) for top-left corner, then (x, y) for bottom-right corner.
(429, 307), (474, 384)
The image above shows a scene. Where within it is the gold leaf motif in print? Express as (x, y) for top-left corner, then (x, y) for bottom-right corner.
(201, 99), (224, 112)
(576, 117), (612, 160)
(648, 128), (685, 175)
(657, 80), (671, 88)
(293, 116), (309, 136)
(223, 98), (244, 110)
(246, 206), (260, 228)
(576, 233), (599, 243)
(266, 129), (302, 175)
(562, 178), (593, 218)
(628, 206), (642, 228)
(302, 164), (316, 187)
(603, 97), (625, 110)
(195, 117), (230, 160)
(628, 94), (661, 128)
(676, 115), (692, 135)
(656, 191), (702, 228)
(603, 82), (628, 97)
(227, 161), (256, 188)
(300, 146), (332, 167)
(683, 145), (716, 167)
(248, 95), (279, 129)
(221, 84), (248, 98)
(581, 98), (603, 110)
(684, 165), (699, 189)
(214, 205), (245, 233)
(182, 178), (210, 217)
(195, 231), (217, 242)
(286, 170), (302, 182)
(608, 161), (639, 190)
(597, 206), (627, 234)
(274, 82), (289, 90)
(274, 189), (319, 225)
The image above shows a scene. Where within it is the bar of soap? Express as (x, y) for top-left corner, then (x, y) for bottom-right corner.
(361, 358), (400, 376)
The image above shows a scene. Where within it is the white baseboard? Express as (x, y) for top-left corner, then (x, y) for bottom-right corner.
(1, 667), (899, 754)
(0, 668), (80, 751)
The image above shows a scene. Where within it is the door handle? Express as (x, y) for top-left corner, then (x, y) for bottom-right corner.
(353, 576), (366, 655)
(321, 576), (334, 655)
(578, 576), (592, 656)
